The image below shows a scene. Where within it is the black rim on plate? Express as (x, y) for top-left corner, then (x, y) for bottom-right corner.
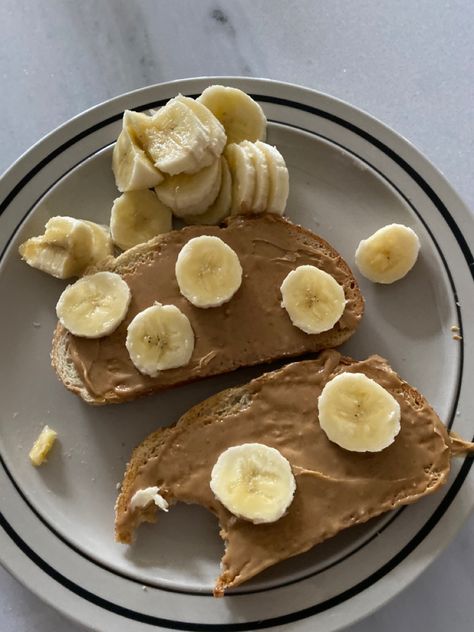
(0, 92), (472, 630)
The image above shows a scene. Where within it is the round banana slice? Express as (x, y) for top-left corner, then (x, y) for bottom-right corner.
(280, 265), (346, 334)
(256, 141), (289, 215)
(355, 223), (420, 284)
(125, 303), (195, 376)
(127, 98), (216, 176)
(241, 141), (270, 213)
(318, 372), (401, 452)
(155, 157), (222, 218)
(225, 143), (256, 215)
(210, 443), (296, 524)
(183, 157), (232, 226)
(56, 271), (131, 338)
(198, 85), (267, 145)
(175, 235), (242, 308)
(110, 190), (172, 251)
(112, 120), (164, 192)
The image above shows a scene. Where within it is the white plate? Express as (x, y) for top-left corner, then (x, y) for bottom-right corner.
(0, 77), (473, 632)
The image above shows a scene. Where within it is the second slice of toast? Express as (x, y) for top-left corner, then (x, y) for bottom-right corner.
(115, 350), (456, 595)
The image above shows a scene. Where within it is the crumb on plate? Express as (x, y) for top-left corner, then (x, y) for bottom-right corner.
(29, 425), (58, 466)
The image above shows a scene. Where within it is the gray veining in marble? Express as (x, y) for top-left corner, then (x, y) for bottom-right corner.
(0, 1), (473, 631)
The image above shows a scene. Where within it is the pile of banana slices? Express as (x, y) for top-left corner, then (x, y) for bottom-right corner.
(112, 85), (289, 237)
(19, 86), (290, 280)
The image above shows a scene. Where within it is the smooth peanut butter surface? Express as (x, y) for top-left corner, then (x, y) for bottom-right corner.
(66, 215), (363, 402)
(116, 350), (451, 595)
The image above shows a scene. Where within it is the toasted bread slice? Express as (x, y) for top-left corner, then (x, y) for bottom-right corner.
(115, 350), (465, 596)
(51, 215), (363, 405)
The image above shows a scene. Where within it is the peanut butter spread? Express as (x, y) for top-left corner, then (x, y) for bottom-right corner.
(66, 215), (363, 403)
(115, 350), (451, 595)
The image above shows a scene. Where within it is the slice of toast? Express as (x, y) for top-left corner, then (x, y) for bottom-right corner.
(115, 349), (459, 596)
(51, 214), (364, 405)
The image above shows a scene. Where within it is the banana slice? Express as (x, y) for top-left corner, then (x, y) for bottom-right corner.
(355, 224), (420, 284)
(280, 265), (346, 334)
(198, 85), (267, 145)
(84, 221), (114, 263)
(256, 141), (289, 215)
(19, 216), (93, 278)
(110, 190), (172, 251)
(112, 120), (163, 192)
(155, 157), (222, 218)
(29, 425), (58, 466)
(241, 141), (270, 213)
(19, 216), (113, 279)
(318, 372), (401, 452)
(183, 157), (232, 226)
(126, 98), (216, 175)
(45, 216), (113, 265)
(125, 303), (195, 376)
(175, 95), (226, 159)
(56, 271), (131, 338)
(210, 443), (296, 524)
(19, 237), (79, 279)
(175, 235), (242, 308)
(225, 143), (256, 214)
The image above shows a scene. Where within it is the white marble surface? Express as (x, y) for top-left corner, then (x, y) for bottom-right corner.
(0, 0), (473, 630)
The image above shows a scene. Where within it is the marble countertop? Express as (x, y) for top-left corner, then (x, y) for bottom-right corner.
(1, 1), (473, 630)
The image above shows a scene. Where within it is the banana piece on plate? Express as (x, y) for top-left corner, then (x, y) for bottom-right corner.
(19, 216), (113, 279)
(155, 157), (222, 218)
(19, 217), (92, 279)
(126, 97), (220, 176)
(225, 141), (288, 216)
(241, 140), (270, 213)
(112, 117), (164, 192)
(110, 190), (172, 251)
(29, 425), (58, 466)
(280, 264), (346, 334)
(225, 142), (256, 214)
(175, 95), (226, 159)
(318, 372), (401, 452)
(355, 223), (420, 284)
(83, 220), (114, 262)
(256, 141), (289, 215)
(175, 235), (242, 308)
(198, 85), (267, 145)
(56, 271), (131, 338)
(125, 303), (195, 376)
(183, 156), (232, 225)
(210, 443), (296, 524)
(45, 217), (113, 266)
